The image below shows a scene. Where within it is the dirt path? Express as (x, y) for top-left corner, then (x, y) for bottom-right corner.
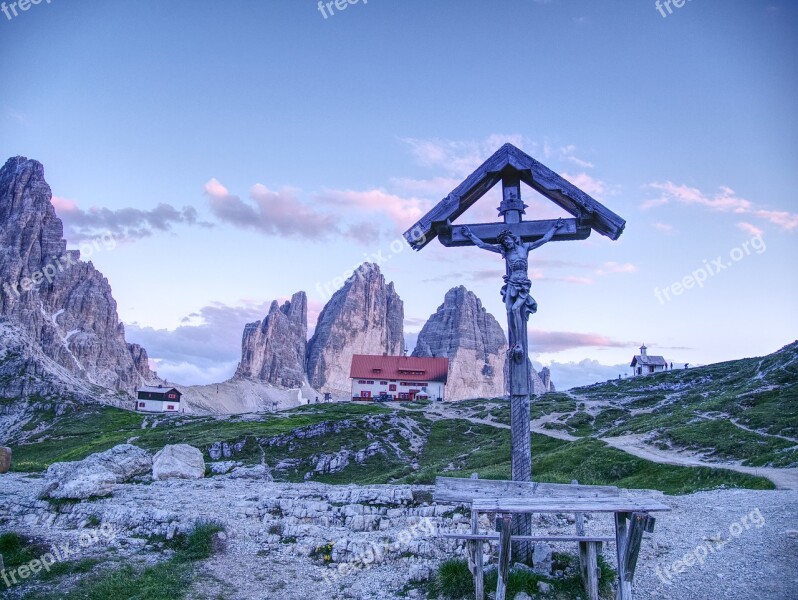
(602, 433), (798, 490)
(393, 403), (798, 490)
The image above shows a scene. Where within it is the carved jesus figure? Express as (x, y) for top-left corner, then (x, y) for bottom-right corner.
(461, 219), (564, 361)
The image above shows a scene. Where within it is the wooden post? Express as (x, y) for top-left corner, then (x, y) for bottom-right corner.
(623, 513), (653, 582)
(614, 512), (632, 600)
(502, 173), (533, 565)
(495, 515), (513, 600)
(573, 480), (600, 600)
(469, 473), (484, 600)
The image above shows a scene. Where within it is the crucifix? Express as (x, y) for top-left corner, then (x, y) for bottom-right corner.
(404, 143), (626, 563)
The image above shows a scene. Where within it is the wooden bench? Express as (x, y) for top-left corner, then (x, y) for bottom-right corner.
(434, 476), (670, 600)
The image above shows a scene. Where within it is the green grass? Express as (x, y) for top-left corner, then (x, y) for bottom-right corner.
(429, 554), (616, 599)
(22, 520), (225, 600)
(0, 532), (45, 569)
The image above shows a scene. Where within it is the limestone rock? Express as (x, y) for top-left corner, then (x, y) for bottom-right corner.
(306, 263), (404, 396)
(412, 286), (507, 401)
(539, 366), (555, 392)
(0, 446), (11, 473)
(235, 291), (307, 388)
(153, 444), (205, 480)
(39, 444), (152, 499)
(0, 156), (159, 393)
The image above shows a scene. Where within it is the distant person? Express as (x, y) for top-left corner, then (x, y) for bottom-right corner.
(670, 362), (673, 370)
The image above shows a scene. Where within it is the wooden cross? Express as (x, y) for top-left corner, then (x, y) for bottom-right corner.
(405, 143), (626, 562)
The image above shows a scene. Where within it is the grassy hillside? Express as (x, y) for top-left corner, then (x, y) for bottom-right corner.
(534, 341), (798, 467)
(6, 399), (773, 496)
(4, 342), (794, 495)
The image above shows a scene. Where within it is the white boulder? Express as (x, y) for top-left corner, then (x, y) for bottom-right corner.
(40, 444), (152, 499)
(153, 444), (205, 480)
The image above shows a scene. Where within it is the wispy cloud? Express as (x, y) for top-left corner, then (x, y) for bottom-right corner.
(654, 222), (676, 235)
(51, 196), (210, 243)
(528, 329), (634, 353)
(205, 179), (339, 240)
(644, 182), (798, 231)
(737, 222), (764, 237)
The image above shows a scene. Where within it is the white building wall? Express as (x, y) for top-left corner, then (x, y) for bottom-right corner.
(136, 399), (180, 413)
(350, 379), (446, 401)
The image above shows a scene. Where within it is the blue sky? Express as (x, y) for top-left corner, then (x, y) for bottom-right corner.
(1, 0), (796, 389)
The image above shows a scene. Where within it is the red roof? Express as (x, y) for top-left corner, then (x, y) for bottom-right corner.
(350, 355), (449, 383)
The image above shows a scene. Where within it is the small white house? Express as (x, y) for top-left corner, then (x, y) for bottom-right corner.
(349, 355), (449, 401)
(135, 386), (182, 412)
(630, 345), (668, 376)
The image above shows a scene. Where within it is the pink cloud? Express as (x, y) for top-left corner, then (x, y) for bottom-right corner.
(205, 179), (339, 240)
(737, 222), (764, 237)
(753, 210), (798, 230)
(595, 261), (637, 276)
(561, 172), (607, 198)
(317, 188), (429, 230)
(528, 329), (633, 352)
(654, 222), (676, 234)
(51, 196), (79, 213)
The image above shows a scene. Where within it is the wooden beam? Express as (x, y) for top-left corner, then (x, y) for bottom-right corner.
(615, 512), (632, 600)
(623, 513), (653, 582)
(403, 143), (626, 250)
(472, 497), (671, 514)
(436, 219), (591, 247)
(440, 533), (614, 543)
(469, 474), (484, 600)
(495, 516), (513, 600)
(433, 476), (620, 504)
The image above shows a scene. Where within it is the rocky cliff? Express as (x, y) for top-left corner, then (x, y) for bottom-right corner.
(235, 291), (307, 388)
(0, 156), (157, 394)
(412, 286), (506, 401)
(412, 286), (552, 400)
(306, 263), (404, 397)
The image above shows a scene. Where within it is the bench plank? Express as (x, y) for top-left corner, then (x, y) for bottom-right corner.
(472, 497), (671, 514)
(441, 533), (614, 543)
(434, 476), (619, 503)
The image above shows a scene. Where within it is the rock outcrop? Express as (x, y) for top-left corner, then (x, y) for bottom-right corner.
(539, 366), (555, 392)
(39, 444), (152, 499)
(412, 286), (506, 401)
(306, 263), (404, 397)
(0, 156), (158, 393)
(152, 444), (205, 480)
(0, 447), (10, 473)
(413, 286), (553, 400)
(235, 291), (307, 388)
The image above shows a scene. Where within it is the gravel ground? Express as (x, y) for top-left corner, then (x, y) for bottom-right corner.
(1, 473), (796, 599)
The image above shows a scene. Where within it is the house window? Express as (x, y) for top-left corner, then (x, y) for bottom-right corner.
(167, 405), (175, 410)
(366, 380), (374, 385)
(398, 393), (410, 400)
(379, 381), (388, 385)
(138, 402), (145, 407)
(360, 391), (371, 398)
(168, 393), (176, 399)
(358, 380), (367, 384)
(389, 384), (396, 391)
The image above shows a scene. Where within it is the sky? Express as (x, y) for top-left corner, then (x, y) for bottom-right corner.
(1, 0), (796, 390)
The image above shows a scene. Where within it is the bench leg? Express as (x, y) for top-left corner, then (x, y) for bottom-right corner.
(615, 512), (633, 600)
(495, 515), (512, 600)
(469, 509), (484, 600)
(579, 540), (600, 600)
